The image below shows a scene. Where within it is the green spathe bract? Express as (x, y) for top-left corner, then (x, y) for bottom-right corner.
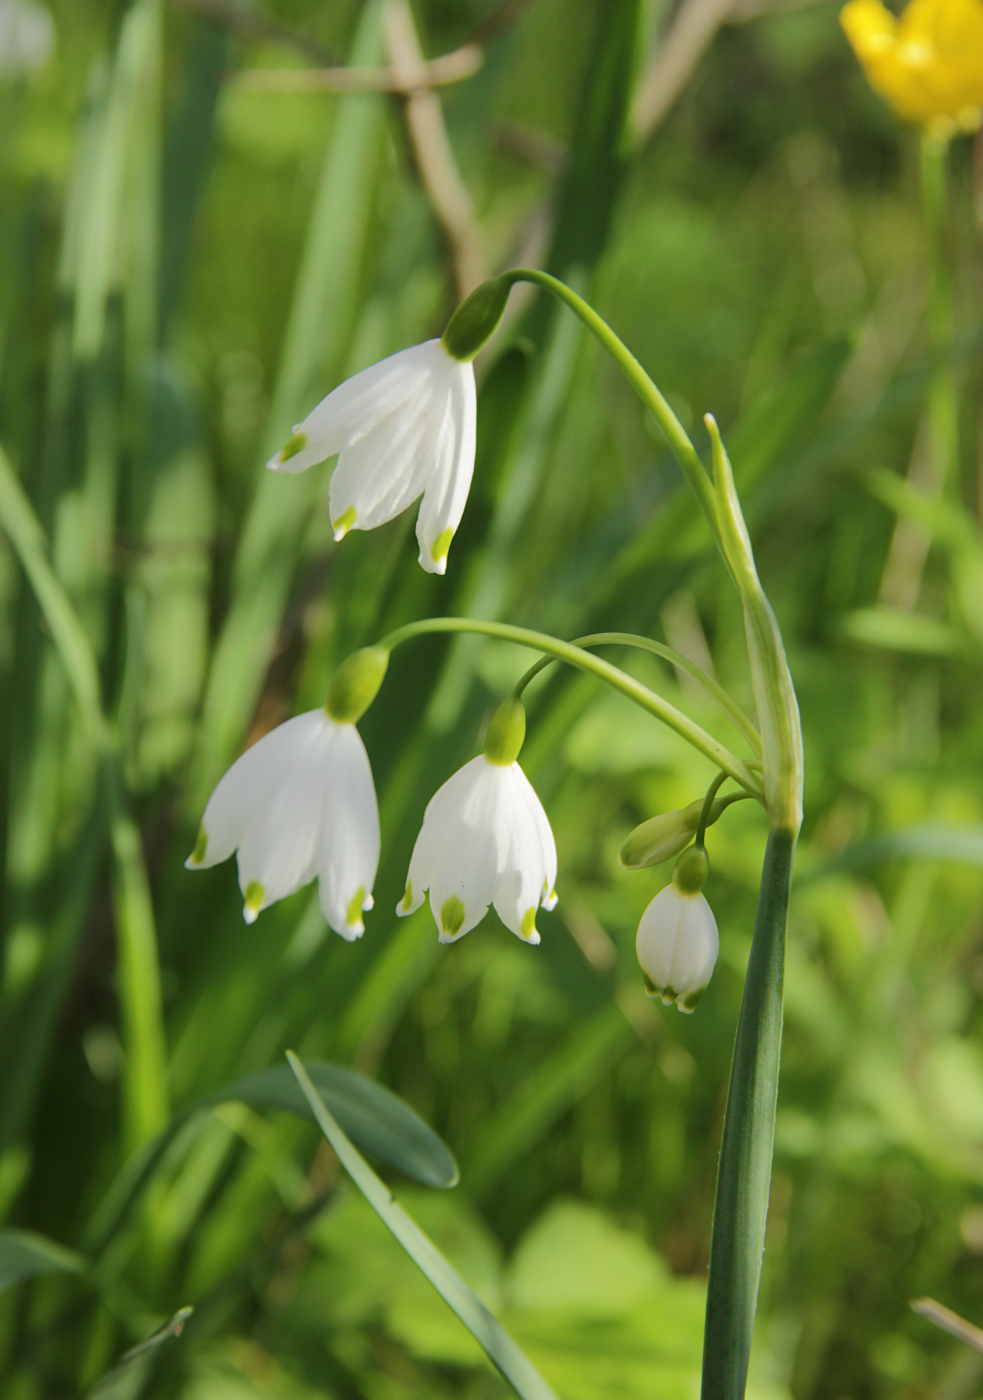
(441, 275), (511, 361)
(325, 647), (389, 724)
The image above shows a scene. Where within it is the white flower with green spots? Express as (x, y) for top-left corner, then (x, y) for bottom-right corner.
(186, 710), (379, 939)
(397, 753), (558, 945)
(267, 339), (477, 576)
(635, 881), (718, 1013)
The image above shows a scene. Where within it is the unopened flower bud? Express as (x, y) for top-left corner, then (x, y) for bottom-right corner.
(636, 858), (718, 1013)
(325, 647), (389, 724)
(441, 276), (511, 362)
(620, 796), (732, 869)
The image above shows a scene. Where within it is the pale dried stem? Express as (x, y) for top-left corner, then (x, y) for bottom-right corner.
(912, 1298), (983, 1357)
(383, 0), (486, 299)
(630, 0), (828, 145)
(234, 45), (484, 94)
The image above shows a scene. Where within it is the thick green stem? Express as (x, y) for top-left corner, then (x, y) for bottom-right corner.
(701, 828), (796, 1400)
(380, 617), (763, 799)
(921, 136), (959, 498)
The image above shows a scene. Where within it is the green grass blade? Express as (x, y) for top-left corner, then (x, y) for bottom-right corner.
(0, 1228), (83, 1291)
(286, 1052), (561, 1400)
(0, 446), (168, 1148)
(464, 1002), (634, 1201)
(189, 0), (388, 811)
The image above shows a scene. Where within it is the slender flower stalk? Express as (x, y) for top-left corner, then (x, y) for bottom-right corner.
(380, 617), (764, 801)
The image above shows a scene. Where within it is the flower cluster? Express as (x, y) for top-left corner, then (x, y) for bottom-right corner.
(188, 287), (728, 1011)
(841, 0), (983, 135)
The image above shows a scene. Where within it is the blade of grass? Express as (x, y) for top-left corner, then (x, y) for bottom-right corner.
(0, 446), (168, 1150)
(286, 1051), (561, 1400)
(189, 0), (388, 811)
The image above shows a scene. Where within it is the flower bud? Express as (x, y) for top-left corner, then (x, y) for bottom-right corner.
(620, 797), (731, 869)
(325, 647), (389, 724)
(441, 276), (511, 362)
(635, 881), (719, 1013)
(484, 697), (526, 766)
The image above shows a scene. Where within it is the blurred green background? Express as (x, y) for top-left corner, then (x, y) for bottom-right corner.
(3, 0), (983, 1395)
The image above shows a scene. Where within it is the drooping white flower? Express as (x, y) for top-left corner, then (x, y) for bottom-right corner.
(267, 339), (476, 576)
(635, 881), (719, 1013)
(186, 710), (379, 939)
(397, 753), (558, 945)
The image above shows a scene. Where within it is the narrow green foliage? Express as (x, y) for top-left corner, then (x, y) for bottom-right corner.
(287, 1053), (560, 1400)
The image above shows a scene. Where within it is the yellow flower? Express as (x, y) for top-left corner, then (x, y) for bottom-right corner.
(841, 0), (983, 136)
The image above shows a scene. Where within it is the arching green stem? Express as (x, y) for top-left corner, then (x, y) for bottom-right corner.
(498, 269), (727, 566)
(380, 617), (763, 800)
(695, 770), (729, 848)
(511, 632), (762, 760)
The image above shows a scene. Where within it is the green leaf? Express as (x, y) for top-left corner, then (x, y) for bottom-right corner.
(803, 824), (983, 881)
(189, 0), (388, 809)
(287, 1051), (559, 1400)
(839, 607), (973, 657)
(85, 1307), (193, 1400)
(464, 1003), (635, 1201)
(199, 1062), (458, 1190)
(0, 1227), (83, 1291)
(83, 1058), (458, 1255)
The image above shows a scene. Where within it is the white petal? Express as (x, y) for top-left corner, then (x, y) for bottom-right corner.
(317, 725), (380, 939)
(491, 764), (555, 943)
(399, 757), (506, 941)
(192, 711), (325, 869)
(635, 886), (718, 1011)
(267, 341), (441, 474)
(327, 392), (434, 534)
(414, 362), (477, 575)
(670, 895), (719, 1006)
(635, 885), (685, 992)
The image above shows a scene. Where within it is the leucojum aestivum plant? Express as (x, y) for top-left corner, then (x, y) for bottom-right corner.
(182, 268), (804, 1400)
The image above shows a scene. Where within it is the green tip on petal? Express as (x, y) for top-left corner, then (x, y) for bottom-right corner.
(431, 527), (454, 564)
(401, 881), (413, 912)
(484, 697), (526, 766)
(333, 505), (356, 541)
(325, 646), (389, 724)
(677, 988), (705, 1014)
(279, 431), (307, 463)
(243, 881), (264, 924)
(521, 906), (538, 940)
(441, 896), (465, 937)
(186, 823), (208, 867)
(347, 886), (366, 928)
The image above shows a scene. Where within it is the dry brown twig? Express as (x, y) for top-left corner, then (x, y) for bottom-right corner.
(233, 45), (484, 94)
(383, 0), (486, 299)
(911, 1298), (983, 1356)
(630, 0), (831, 146)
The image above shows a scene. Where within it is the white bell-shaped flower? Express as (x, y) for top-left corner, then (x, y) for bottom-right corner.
(186, 709), (380, 940)
(397, 700), (557, 944)
(267, 339), (476, 576)
(635, 848), (719, 1013)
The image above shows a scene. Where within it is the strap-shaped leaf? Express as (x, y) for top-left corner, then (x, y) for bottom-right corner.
(286, 1052), (559, 1400)
(0, 1228), (83, 1292)
(84, 1058), (457, 1255)
(198, 1062), (458, 1190)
